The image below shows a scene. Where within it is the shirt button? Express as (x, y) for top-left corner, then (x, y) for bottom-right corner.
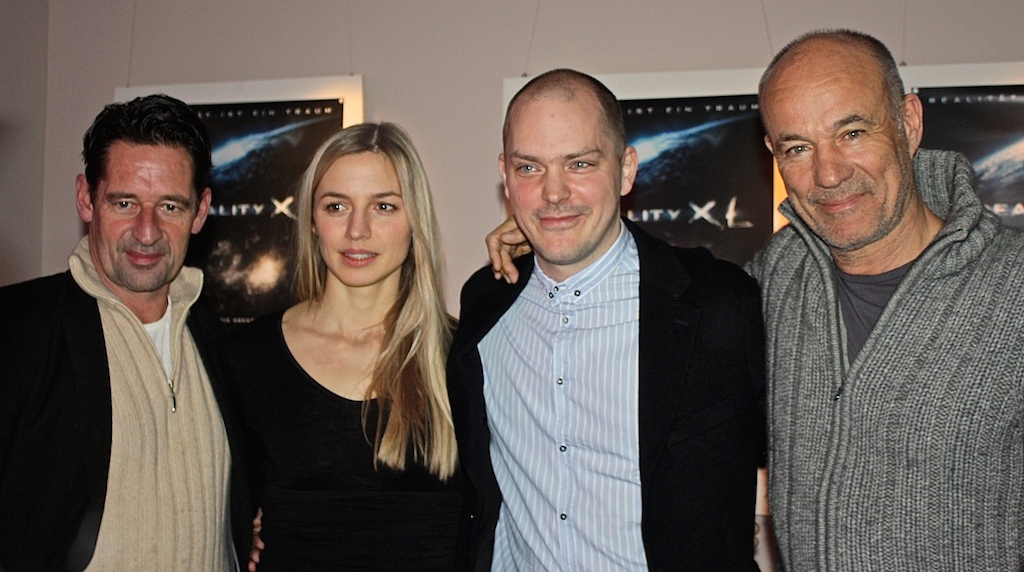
(574, 290), (581, 296)
(548, 292), (554, 299)
(559, 445), (567, 452)
(556, 378), (564, 385)
(560, 513), (567, 520)
(554, 286), (560, 292)
(562, 316), (569, 324)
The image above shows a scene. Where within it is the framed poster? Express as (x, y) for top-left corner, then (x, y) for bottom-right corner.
(917, 84), (1024, 230)
(116, 76), (364, 322)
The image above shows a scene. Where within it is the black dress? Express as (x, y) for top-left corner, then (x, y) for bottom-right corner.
(224, 311), (464, 571)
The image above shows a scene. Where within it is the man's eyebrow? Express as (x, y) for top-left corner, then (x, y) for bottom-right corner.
(774, 115), (877, 143)
(103, 191), (138, 201)
(566, 147), (603, 160)
(508, 147), (604, 163)
(104, 191), (194, 207)
(507, 151), (541, 163)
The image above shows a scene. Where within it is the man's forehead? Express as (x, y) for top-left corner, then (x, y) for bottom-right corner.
(506, 94), (602, 142)
(98, 142), (199, 200)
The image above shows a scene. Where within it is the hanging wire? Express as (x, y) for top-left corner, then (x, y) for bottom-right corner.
(758, 0), (775, 58)
(348, 0), (355, 75)
(521, 0), (543, 77)
(899, 0), (909, 66)
(125, 0), (139, 87)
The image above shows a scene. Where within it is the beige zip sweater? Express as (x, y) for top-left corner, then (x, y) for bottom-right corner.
(70, 237), (232, 570)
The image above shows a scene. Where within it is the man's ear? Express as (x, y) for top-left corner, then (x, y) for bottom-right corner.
(191, 187), (212, 234)
(901, 93), (924, 155)
(75, 174), (94, 224)
(764, 134), (775, 155)
(620, 146), (638, 197)
(499, 153), (510, 200)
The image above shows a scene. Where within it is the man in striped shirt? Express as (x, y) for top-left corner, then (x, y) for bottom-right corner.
(448, 69), (765, 571)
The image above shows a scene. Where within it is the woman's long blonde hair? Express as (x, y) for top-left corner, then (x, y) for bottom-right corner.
(293, 122), (457, 479)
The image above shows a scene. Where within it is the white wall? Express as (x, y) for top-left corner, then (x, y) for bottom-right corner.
(1, 0), (48, 284)
(7, 0), (1024, 305)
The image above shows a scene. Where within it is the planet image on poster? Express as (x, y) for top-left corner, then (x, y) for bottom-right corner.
(974, 135), (1024, 231)
(623, 111), (772, 265)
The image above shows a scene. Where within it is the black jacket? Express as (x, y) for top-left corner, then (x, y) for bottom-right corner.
(0, 271), (256, 571)
(447, 220), (765, 571)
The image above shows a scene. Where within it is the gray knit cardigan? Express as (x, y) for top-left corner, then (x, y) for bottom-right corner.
(749, 149), (1024, 571)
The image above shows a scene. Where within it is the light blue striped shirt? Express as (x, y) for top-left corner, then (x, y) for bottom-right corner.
(480, 224), (647, 571)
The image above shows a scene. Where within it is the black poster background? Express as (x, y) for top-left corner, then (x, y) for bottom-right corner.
(620, 95), (774, 266)
(918, 85), (1024, 230)
(187, 99), (343, 323)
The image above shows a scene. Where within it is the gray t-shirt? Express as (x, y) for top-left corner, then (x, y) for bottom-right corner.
(835, 261), (912, 363)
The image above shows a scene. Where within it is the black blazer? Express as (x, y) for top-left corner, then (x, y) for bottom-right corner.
(447, 219), (765, 571)
(0, 271), (256, 572)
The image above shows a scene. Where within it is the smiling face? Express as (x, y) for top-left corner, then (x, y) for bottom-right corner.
(761, 38), (923, 255)
(500, 91), (637, 282)
(76, 141), (210, 319)
(313, 152), (412, 293)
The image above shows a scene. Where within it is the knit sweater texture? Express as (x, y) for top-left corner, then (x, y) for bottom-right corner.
(749, 149), (1024, 571)
(69, 238), (232, 571)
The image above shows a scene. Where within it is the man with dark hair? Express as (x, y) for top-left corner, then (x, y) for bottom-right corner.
(0, 94), (255, 571)
(82, 94), (214, 198)
(451, 69), (765, 570)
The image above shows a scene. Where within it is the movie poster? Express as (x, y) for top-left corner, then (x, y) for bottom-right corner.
(918, 85), (1024, 230)
(620, 95), (774, 266)
(186, 99), (343, 323)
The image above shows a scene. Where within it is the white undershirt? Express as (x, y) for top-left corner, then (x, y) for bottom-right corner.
(142, 297), (173, 377)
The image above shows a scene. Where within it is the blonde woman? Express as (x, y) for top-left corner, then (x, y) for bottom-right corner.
(224, 123), (462, 570)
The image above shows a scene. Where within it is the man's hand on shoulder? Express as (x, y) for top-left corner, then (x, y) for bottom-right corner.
(486, 215), (530, 284)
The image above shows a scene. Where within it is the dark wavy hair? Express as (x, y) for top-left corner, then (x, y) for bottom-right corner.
(81, 94), (212, 204)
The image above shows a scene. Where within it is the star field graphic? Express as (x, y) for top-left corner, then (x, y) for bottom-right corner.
(621, 95), (774, 266)
(187, 100), (342, 323)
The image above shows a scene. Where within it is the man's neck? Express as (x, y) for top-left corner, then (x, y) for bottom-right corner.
(96, 273), (171, 324)
(120, 291), (171, 324)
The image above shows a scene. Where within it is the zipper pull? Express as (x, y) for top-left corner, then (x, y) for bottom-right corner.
(168, 377), (177, 413)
